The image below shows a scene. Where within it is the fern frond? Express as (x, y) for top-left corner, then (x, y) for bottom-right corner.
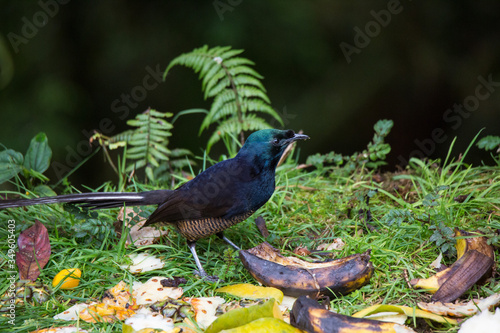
(165, 45), (284, 151)
(207, 114), (273, 151)
(92, 108), (193, 182)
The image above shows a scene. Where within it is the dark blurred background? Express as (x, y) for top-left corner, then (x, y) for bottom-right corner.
(1, 1), (499, 189)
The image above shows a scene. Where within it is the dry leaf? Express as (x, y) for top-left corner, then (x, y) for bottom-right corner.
(16, 220), (51, 281)
(316, 238), (345, 252)
(430, 253), (443, 270)
(118, 207), (169, 247)
(293, 245), (311, 256)
(254, 216), (270, 238)
(121, 252), (165, 274)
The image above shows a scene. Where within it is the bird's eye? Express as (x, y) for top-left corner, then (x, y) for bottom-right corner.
(273, 138), (280, 146)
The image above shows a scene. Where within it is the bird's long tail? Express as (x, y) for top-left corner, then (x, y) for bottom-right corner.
(0, 190), (173, 210)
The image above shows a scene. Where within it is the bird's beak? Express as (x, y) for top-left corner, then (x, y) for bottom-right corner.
(283, 132), (309, 146)
(291, 133), (310, 142)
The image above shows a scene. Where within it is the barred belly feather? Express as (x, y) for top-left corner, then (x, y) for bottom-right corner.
(177, 210), (255, 242)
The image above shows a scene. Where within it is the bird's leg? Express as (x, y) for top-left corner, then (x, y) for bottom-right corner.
(187, 241), (220, 282)
(217, 232), (241, 251)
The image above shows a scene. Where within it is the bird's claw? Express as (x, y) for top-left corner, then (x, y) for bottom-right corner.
(193, 270), (224, 283)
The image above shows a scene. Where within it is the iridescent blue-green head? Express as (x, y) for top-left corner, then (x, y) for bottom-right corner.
(238, 129), (309, 168)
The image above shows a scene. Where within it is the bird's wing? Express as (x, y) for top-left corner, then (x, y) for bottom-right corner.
(144, 158), (252, 226)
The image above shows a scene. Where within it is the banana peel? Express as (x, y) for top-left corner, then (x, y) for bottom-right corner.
(239, 242), (374, 297)
(216, 283), (284, 304)
(410, 229), (495, 303)
(352, 304), (457, 325)
(219, 317), (304, 333)
(417, 292), (500, 317)
(454, 229), (495, 260)
(290, 296), (416, 333)
(205, 298), (284, 333)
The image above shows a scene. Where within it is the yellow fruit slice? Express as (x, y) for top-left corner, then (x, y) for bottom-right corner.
(52, 268), (82, 289)
(205, 298), (282, 333)
(216, 283), (284, 304)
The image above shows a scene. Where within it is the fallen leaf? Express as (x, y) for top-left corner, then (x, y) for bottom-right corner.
(315, 238), (345, 252)
(254, 216), (270, 238)
(121, 252), (165, 273)
(16, 220), (51, 281)
(430, 252), (443, 270)
(118, 207), (169, 247)
(293, 245), (311, 256)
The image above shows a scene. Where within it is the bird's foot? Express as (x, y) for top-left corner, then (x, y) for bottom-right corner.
(193, 270), (224, 283)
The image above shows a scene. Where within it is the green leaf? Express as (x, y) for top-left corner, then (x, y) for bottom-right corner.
(34, 184), (57, 197)
(205, 299), (282, 333)
(477, 135), (500, 151)
(165, 45), (284, 153)
(374, 119), (394, 136)
(24, 132), (52, 173)
(0, 149), (24, 184)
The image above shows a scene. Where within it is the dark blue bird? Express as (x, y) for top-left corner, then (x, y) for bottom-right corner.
(0, 129), (309, 279)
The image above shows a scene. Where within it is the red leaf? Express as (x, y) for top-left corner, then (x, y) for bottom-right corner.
(16, 220), (51, 281)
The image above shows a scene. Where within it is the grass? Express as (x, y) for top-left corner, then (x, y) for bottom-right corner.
(0, 146), (499, 332)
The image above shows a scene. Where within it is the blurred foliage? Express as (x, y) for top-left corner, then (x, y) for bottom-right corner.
(0, 132), (52, 188)
(477, 135), (500, 152)
(165, 45), (283, 154)
(0, 1), (499, 188)
(306, 119), (393, 172)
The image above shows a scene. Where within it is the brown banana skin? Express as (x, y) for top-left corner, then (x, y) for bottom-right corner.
(291, 296), (414, 333)
(239, 242), (374, 297)
(411, 229), (495, 302)
(431, 249), (494, 303)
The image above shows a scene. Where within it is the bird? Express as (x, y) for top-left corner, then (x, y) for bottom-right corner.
(0, 129), (309, 280)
